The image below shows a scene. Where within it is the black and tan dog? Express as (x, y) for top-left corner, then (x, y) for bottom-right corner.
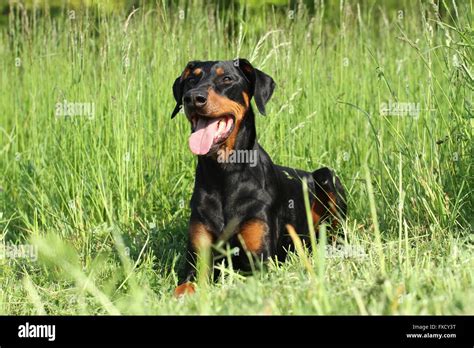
(171, 59), (346, 296)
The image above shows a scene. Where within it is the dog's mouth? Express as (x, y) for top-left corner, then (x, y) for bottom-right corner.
(188, 114), (235, 155)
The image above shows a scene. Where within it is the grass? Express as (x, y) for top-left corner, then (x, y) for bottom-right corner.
(0, 0), (472, 315)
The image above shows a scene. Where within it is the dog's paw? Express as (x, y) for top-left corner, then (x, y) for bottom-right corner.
(174, 282), (196, 298)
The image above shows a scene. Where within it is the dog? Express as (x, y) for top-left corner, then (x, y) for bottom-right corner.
(171, 59), (347, 296)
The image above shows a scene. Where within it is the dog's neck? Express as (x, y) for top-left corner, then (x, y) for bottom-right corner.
(232, 107), (257, 151)
(197, 108), (259, 172)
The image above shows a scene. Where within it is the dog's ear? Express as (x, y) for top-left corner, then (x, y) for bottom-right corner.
(236, 58), (276, 115)
(171, 61), (197, 118)
(171, 76), (183, 119)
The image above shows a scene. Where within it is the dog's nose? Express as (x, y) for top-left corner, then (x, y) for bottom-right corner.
(184, 91), (207, 108)
(194, 94), (207, 108)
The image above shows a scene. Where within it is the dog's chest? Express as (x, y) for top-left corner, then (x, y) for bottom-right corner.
(192, 168), (272, 234)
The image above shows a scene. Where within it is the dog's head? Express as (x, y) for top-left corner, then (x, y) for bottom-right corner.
(171, 59), (275, 156)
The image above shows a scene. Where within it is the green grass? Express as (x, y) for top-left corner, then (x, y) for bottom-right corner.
(0, 0), (472, 315)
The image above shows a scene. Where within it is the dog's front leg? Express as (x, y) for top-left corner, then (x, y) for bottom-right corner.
(174, 221), (214, 297)
(236, 218), (271, 267)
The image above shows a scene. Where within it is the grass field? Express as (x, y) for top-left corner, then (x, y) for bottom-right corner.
(0, 0), (472, 315)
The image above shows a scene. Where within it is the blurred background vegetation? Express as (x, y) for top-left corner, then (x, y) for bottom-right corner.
(0, 0), (460, 27)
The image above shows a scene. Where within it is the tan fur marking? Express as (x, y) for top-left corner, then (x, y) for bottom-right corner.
(311, 191), (340, 228)
(242, 91), (250, 107)
(182, 68), (191, 80)
(203, 89), (248, 155)
(328, 192), (337, 215)
(311, 200), (324, 226)
(239, 219), (267, 253)
(193, 68), (202, 76)
(189, 222), (213, 251)
(223, 120), (240, 154)
(216, 67), (224, 75)
(328, 192), (341, 228)
(174, 282), (195, 297)
(203, 89), (246, 118)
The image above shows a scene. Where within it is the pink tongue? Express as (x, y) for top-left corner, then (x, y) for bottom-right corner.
(189, 117), (221, 155)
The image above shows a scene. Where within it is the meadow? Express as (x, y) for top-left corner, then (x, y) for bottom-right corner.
(0, 0), (472, 315)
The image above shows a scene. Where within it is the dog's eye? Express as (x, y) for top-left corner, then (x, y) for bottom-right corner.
(187, 78), (198, 85)
(222, 76), (233, 83)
